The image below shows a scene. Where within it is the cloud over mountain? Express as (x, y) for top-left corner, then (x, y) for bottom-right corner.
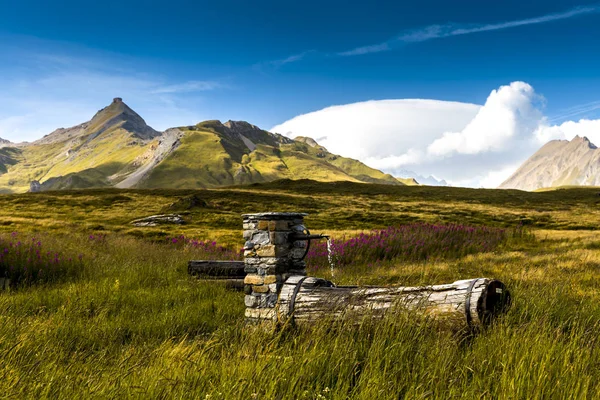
(427, 82), (543, 156)
(271, 82), (600, 188)
(271, 99), (480, 164)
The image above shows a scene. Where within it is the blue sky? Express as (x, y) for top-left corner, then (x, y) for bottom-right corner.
(1, 0), (599, 186)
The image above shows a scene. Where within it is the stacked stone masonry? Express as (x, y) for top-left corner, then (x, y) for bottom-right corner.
(242, 212), (308, 322)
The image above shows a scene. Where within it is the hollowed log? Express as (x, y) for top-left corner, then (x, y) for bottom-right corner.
(277, 276), (511, 329)
(188, 260), (246, 291)
(188, 260), (245, 278)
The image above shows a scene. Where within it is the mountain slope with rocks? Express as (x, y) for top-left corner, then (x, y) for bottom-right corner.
(500, 136), (600, 191)
(1, 98), (164, 193)
(0, 99), (418, 193)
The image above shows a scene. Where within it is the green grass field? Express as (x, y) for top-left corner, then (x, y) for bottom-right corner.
(1, 181), (600, 398)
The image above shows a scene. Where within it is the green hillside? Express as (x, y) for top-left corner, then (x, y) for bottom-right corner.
(0, 99), (158, 193)
(140, 121), (412, 189)
(0, 100), (418, 193)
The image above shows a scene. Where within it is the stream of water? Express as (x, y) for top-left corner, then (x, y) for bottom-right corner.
(326, 238), (335, 278)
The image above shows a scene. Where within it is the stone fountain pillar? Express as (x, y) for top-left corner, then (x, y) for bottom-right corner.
(242, 212), (308, 322)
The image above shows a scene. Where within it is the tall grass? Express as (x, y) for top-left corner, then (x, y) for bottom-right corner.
(0, 232), (83, 285)
(0, 228), (597, 398)
(1, 185), (600, 398)
(166, 234), (243, 260)
(306, 223), (510, 271)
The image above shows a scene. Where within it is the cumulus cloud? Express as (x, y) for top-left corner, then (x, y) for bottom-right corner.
(535, 119), (600, 144)
(271, 99), (480, 162)
(427, 82), (543, 156)
(271, 82), (600, 188)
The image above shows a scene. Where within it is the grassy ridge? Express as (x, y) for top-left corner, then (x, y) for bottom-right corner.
(1, 182), (600, 397)
(141, 126), (407, 190)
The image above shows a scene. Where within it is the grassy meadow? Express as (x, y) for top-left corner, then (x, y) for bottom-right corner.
(1, 180), (600, 398)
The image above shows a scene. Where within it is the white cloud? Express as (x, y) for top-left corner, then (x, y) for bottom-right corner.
(271, 82), (600, 188)
(548, 100), (600, 122)
(338, 5), (599, 56)
(427, 82), (543, 156)
(151, 80), (224, 94)
(364, 149), (424, 170)
(338, 43), (391, 57)
(271, 99), (480, 161)
(255, 50), (316, 71)
(450, 163), (524, 189)
(535, 119), (600, 144)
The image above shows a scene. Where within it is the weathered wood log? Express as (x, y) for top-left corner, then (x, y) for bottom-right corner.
(277, 276), (510, 329)
(188, 260), (245, 278)
(188, 260), (246, 291)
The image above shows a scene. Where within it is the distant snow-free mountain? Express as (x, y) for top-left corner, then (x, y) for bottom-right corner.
(500, 135), (600, 191)
(396, 169), (448, 186)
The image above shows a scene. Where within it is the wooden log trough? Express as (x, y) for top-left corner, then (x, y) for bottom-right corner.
(277, 276), (511, 329)
(188, 260), (246, 290)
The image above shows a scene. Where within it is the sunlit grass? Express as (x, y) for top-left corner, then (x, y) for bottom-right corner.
(1, 182), (600, 397)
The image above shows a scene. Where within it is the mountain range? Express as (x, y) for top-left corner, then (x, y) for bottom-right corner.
(500, 135), (600, 191)
(0, 98), (417, 193)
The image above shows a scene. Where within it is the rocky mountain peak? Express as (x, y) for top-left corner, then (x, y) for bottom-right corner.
(500, 136), (600, 191)
(208, 120), (293, 146)
(223, 120), (261, 133)
(88, 98), (161, 140)
(294, 136), (319, 148)
(570, 135), (597, 149)
(294, 136), (329, 153)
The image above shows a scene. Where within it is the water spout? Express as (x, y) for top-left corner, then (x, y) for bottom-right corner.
(326, 238), (335, 278)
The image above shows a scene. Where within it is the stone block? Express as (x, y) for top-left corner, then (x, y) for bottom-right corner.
(244, 274), (264, 285)
(245, 308), (276, 321)
(256, 245), (276, 257)
(254, 267), (270, 277)
(244, 249), (257, 258)
(260, 293), (278, 308)
(269, 231), (289, 245)
(261, 257), (283, 265)
(265, 293), (279, 309)
(244, 284), (252, 295)
(268, 220), (290, 231)
(244, 265), (258, 274)
(245, 295), (260, 308)
(251, 231), (270, 245)
(257, 220), (269, 230)
(263, 275), (278, 284)
(243, 222), (257, 230)
(268, 283), (279, 293)
(243, 230), (255, 240)
(253, 285), (270, 293)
